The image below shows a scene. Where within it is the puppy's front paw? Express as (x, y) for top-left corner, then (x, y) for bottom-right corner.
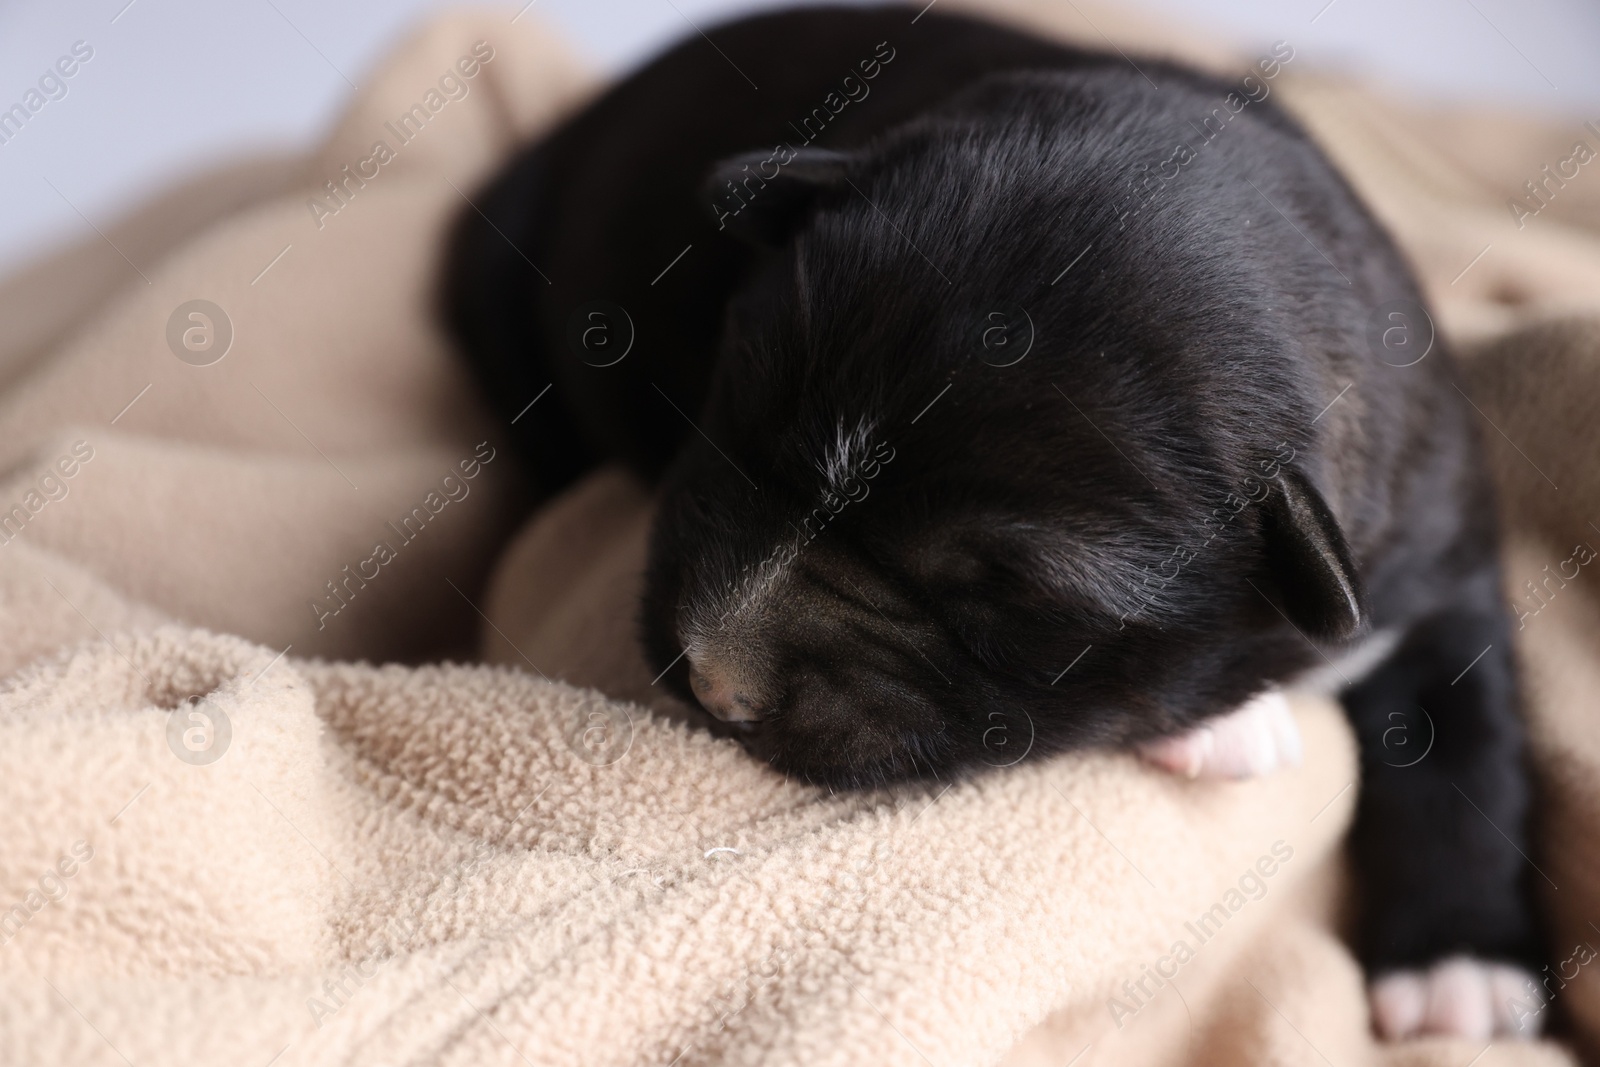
(1370, 957), (1545, 1041)
(1137, 689), (1301, 779)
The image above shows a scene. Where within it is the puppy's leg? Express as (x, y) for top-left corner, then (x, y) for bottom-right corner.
(1341, 596), (1544, 1040)
(1138, 688), (1302, 779)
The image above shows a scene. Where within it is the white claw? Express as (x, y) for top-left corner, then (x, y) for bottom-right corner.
(1371, 957), (1546, 1041)
(1139, 689), (1301, 780)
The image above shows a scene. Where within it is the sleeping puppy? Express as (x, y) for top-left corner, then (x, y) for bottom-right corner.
(443, 5), (1543, 1041)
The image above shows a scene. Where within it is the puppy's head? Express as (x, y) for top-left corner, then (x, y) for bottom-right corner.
(643, 71), (1367, 788)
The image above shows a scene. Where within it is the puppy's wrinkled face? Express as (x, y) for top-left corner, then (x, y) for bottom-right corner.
(642, 397), (1281, 788)
(639, 276), (1298, 787)
(641, 82), (1365, 788)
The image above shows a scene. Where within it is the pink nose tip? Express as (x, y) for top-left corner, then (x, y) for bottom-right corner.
(688, 662), (764, 723)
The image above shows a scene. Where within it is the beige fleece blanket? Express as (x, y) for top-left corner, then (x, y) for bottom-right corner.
(1, 5), (1598, 1065)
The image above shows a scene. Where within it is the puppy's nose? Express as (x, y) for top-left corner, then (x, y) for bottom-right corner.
(688, 660), (764, 723)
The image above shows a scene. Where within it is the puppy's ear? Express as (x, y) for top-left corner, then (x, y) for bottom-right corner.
(1260, 467), (1367, 641)
(702, 148), (853, 245)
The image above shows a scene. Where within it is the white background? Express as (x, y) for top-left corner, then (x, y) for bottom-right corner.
(0, 0), (1596, 278)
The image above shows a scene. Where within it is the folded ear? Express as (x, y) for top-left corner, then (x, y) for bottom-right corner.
(1260, 466), (1367, 642)
(702, 148), (853, 245)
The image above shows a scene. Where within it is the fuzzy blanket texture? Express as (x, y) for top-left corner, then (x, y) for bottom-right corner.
(2, 3), (1599, 1065)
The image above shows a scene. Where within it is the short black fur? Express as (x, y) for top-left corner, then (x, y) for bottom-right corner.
(443, 5), (1540, 979)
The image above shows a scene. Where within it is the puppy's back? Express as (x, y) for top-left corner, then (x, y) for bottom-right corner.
(442, 7), (1115, 492)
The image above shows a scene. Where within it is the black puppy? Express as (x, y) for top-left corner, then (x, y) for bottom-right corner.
(444, 5), (1543, 1040)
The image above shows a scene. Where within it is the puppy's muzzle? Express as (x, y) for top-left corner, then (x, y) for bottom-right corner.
(688, 659), (765, 723)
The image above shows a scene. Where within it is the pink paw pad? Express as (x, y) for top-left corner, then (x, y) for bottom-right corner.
(1138, 689), (1302, 780)
(1370, 957), (1545, 1041)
